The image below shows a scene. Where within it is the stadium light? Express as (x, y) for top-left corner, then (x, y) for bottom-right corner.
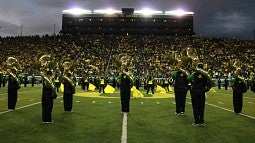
(134, 8), (163, 16)
(165, 9), (194, 16)
(94, 9), (122, 15)
(63, 8), (92, 15)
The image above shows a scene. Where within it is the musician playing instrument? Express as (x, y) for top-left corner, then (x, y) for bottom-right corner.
(61, 61), (76, 112)
(39, 55), (57, 124)
(8, 67), (20, 110)
(230, 65), (247, 114)
(187, 48), (213, 127)
(6, 57), (20, 110)
(172, 51), (189, 115)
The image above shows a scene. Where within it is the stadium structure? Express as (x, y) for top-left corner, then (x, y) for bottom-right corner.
(61, 8), (194, 35)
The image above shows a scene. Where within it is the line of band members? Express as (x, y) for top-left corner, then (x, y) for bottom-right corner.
(1, 72), (255, 92)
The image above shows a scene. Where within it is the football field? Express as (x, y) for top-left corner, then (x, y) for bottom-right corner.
(0, 85), (255, 143)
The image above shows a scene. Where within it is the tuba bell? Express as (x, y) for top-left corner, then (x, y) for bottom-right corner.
(174, 50), (189, 77)
(39, 55), (57, 97)
(186, 47), (213, 92)
(6, 57), (20, 87)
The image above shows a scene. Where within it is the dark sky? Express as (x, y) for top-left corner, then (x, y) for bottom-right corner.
(0, 0), (254, 40)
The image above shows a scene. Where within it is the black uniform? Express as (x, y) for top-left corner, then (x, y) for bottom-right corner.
(84, 76), (89, 91)
(224, 78), (229, 90)
(24, 74), (28, 87)
(99, 77), (106, 93)
(54, 75), (60, 92)
(217, 78), (221, 89)
(2, 75), (6, 87)
(119, 72), (133, 113)
(146, 77), (155, 94)
(62, 77), (75, 112)
(0, 72), (3, 88)
(232, 77), (247, 114)
(172, 71), (189, 114)
(31, 75), (35, 87)
(41, 77), (56, 123)
(134, 77), (140, 90)
(188, 72), (208, 125)
(8, 74), (20, 110)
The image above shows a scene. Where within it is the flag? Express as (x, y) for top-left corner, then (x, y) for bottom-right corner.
(88, 83), (96, 91)
(104, 84), (116, 93)
(131, 86), (144, 98)
(156, 85), (166, 93)
(59, 83), (64, 93)
(209, 88), (216, 93)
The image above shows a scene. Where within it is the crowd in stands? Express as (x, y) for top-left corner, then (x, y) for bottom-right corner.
(0, 34), (255, 80)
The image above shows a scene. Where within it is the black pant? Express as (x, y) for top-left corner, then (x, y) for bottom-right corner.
(146, 84), (154, 94)
(191, 91), (205, 124)
(63, 93), (73, 111)
(233, 92), (243, 113)
(99, 84), (105, 93)
(55, 82), (61, 92)
(8, 89), (18, 110)
(42, 98), (53, 122)
(84, 82), (89, 90)
(174, 88), (187, 113)
(121, 90), (131, 112)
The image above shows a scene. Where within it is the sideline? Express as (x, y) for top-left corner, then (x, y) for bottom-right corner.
(121, 113), (128, 143)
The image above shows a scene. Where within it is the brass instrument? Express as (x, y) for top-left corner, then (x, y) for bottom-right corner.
(114, 53), (132, 73)
(6, 57), (20, 86)
(232, 60), (247, 88)
(174, 51), (189, 77)
(39, 55), (57, 97)
(186, 47), (213, 92)
(62, 60), (75, 88)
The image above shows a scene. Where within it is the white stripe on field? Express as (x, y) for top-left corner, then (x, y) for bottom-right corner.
(0, 96), (62, 115)
(247, 102), (255, 105)
(206, 103), (255, 120)
(187, 97), (255, 120)
(172, 101), (176, 105)
(121, 113), (128, 143)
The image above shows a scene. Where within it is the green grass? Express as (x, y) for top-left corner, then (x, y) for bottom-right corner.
(0, 85), (255, 143)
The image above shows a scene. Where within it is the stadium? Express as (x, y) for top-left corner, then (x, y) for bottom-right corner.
(0, 6), (255, 143)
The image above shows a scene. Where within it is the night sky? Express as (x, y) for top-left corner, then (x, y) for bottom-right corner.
(0, 0), (254, 40)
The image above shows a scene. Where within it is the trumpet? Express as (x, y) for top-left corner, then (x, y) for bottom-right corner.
(6, 57), (20, 87)
(186, 47), (213, 92)
(39, 55), (57, 97)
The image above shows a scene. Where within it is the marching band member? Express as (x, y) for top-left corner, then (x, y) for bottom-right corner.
(118, 68), (133, 114)
(8, 67), (20, 110)
(172, 67), (189, 115)
(230, 68), (247, 114)
(41, 69), (56, 123)
(62, 71), (76, 112)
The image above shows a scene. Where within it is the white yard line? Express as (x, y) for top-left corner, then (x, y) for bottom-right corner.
(0, 96), (62, 115)
(187, 97), (255, 120)
(121, 113), (128, 143)
(206, 103), (255, 120)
